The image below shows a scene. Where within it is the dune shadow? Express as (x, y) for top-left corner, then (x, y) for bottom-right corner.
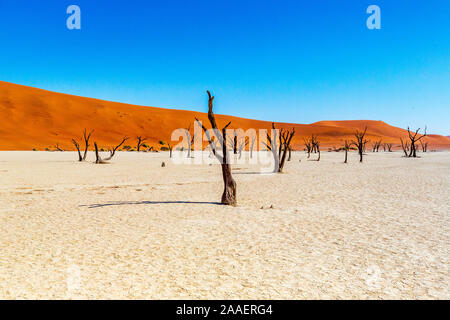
(80, 200), (221, 209)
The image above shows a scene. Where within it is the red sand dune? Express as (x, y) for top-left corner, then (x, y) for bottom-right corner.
(1, 81), (449, 151)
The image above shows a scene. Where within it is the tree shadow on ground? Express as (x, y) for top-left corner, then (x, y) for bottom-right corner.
(80, 200), (221, 209)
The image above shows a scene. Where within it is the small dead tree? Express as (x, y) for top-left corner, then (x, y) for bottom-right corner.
(54, 143), (64, 152)
(311, 136), (320, 161)
(351, 127), (368, 163)
(249, 136), (256, 159)
(103, 137), (128, 161)
(372, 140), (382, 152)
(168, 143), (173, 158)
(136, 136), (147, 152)
(419, 140), (428, 152)
(343, 140), (351, 163)
(183, 124), (197, 158)
(237, 136), (249, 159)
(407, 126), (427, 158)
(386, 143), (393, 152)
(195, 90), (236, 206)
(264, 123), (295, 173)
(288, 146), (292, 161)
(303, 137), (312, 158)
(71, 129), (93, 161)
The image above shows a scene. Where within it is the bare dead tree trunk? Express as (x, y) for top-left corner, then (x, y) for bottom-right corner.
(103, 137), (128, 161)
(344, 140), (350, 163)
(387, 143), (393, 152)
(83, 129), (94, 161)
(288, 146), (292, 161)
(351, 127), (368, 163)
(54, 143), (64, 152)
(94, 142), (107, 164)
(311, 136), (320, 161)
(195, 91), (236, 206)
(168, 143), (173, 158)
(71, 139), (83, 161)
(400, 138), (409, 157)
(250, 136), (256, 159)
(303, 137), (312, 158)
(419, 140), (428, 152)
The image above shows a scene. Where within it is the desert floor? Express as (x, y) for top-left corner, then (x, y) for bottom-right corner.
(0, 150), (448, 299)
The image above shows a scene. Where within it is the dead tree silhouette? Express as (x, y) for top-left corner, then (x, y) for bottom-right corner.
(71, 129), (93, 161)
(195, 91), (236, 206)
(136, 136), (147, 152)
(311, 135), (320, 161)
(303, 137), (312, 158)
(263, 123), (295, 172)
(400, 138), (410, 157)
(103, 137), (129, 161)
(419, 140), (428, 152)
(351, 127), (368, 163)
(406, 126), (427, 157)
(183, 124), (197, 158)
(343, 140), (351, 163)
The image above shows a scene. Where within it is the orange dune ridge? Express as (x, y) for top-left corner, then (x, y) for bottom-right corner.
(0, 81), (449, 151)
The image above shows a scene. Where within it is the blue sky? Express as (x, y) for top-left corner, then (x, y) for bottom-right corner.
(0, 0), (449, 134)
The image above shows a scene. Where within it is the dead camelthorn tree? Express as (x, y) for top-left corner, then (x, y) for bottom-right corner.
(167, 143), (173, 158)
(195, 90), (236, 206)
(343, 140), (351, 163)
(54, 143), (64, 152)
(406, 126), (427, 157)
(407, 126), (426, 157)
(372, 140), (382, 152)
(288, 146), (292, 161)
(249, 136), (256, 159)
(71, 129), (93, 161)
(420, 140), (428, 152)
(183, 124), (197, 158)
(311, 135), (320, 161)
(351, 126), (368, 163)
(386, 143), (393, 152)
(94, 142), (108, 164)
(303, 137), (312, 158)
(263, 123), (295, 172)
(136, 136), (147, 152)
(400, 138), (410, 157)
(71, 139), (83, 161)
(103, 136), (129, 161)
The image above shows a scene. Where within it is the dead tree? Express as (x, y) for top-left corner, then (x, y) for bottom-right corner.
(71, 139), (83, 161)
(195, 90), (236, 206)
(183, 124), (197, 158)
(400, 138), (410, 157)
(237, 136), (249, 159)
(54, 143), (64, 152)
(103, 137), (128, 161)
(407, 126), (427, 157)
(168, 143), (173, 158)
(343, 140), (351, 163)
(71, 129), (93, 161)
(372, 140), (382, 152)
(249, 136), (256, 159)
(420, 140), (428, 152)
(288, 146), (292, 161)
(386, 143), (393, 152)
(264, 123), (295, 173)
(303, 137), (312, 158)
(351, 127), (368, 163)
(136, 136), (147, 152)
(94, 142), (108, 164)
(311, 136), (320, 161)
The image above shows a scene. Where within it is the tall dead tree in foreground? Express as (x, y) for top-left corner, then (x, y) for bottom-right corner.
(195, 91), (236, 206)
(400, 138), (410, 157)
(136, 136), (147, 152)
(103, 137), (129, 161)
(343, 140), (351, 163)
(71, 129), (93, 161)
(351, 127), (368, 163)
(419, 140), (428, 152)
(406, 127), (427, 157)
